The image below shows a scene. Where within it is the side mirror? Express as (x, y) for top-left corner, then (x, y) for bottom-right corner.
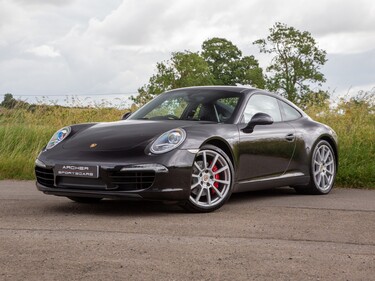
(121, 112), (131, 120)
(242, 112), (273, 133)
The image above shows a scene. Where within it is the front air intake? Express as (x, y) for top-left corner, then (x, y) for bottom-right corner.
(109, 171), (155, 190)
(35, 166), (54, 188)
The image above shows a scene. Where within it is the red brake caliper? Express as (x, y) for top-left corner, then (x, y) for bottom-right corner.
(211, 164), (220, 195)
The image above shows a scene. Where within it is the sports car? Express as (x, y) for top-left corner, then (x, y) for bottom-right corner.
(35, 86), (338, 212)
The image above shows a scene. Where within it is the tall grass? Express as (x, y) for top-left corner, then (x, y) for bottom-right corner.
(0, 100), (374, 188)
(0, 105), (124, 180)
(305, 100), (374, 188)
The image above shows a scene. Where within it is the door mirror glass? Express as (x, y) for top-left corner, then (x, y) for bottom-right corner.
(242, 112), (273, 133)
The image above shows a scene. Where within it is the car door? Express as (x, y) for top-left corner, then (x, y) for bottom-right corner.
(237, 94), (296, 182)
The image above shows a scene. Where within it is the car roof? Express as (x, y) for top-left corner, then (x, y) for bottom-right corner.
(167, 85), (255, 94)
(167, 85), (289, 100)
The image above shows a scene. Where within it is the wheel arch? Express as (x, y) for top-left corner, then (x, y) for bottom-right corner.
(202, 138), (236, 170)
(316, 135), (339, 171)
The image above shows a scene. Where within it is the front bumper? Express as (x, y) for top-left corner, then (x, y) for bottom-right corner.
(35, 150), (195, 202)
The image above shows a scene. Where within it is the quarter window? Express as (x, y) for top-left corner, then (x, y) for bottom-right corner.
(243, 95), (282, 123)
(279, 101), (302, 121)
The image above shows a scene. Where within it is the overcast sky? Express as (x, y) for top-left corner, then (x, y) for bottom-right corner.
(0, 0), (374, 105)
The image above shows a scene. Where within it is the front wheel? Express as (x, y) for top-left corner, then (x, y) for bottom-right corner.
(182, 145), (234, 212)
(294, 140), (336, 195)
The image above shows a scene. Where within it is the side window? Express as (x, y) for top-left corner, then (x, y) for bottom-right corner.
(243, 95), (282, 123)
(279, 101), (302, 121)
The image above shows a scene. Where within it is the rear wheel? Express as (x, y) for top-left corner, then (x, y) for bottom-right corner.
(294, 140), (336, 195)
(67, 197), (103, 203)
(182, 145), (234, 212)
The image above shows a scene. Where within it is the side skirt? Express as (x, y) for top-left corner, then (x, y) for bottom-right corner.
(233, 172), (310, 193)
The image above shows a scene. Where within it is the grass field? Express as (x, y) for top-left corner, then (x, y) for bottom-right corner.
(0, 100), (374, 188)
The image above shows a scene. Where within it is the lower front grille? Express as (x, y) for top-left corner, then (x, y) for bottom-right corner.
(109, 171), (155, 191)
(35, 166), (54, 188)
(56, 177), (107, 190)
(36, 166), (156, 192)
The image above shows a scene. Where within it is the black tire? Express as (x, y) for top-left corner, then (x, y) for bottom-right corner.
(182, 144), (234, 213)
(67, 196), (103, 203)
(294, 140), (336, 195)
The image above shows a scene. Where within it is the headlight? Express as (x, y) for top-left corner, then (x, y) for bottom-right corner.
(46, 126), (71, 150)
(150, 128), (186, 154)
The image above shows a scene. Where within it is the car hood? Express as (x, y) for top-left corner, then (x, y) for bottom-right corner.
(62, 120), (199, 152)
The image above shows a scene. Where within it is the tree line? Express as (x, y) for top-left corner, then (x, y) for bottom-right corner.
(131, 22), (328, 108)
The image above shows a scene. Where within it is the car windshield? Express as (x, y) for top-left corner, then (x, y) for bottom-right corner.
(129, 89), (242, 123)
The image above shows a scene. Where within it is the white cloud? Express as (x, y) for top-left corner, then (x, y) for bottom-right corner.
(319, 31), (375, 54)
(13, 0), (75, 6)
(27, 45), (61, 58)
(0, 0), (374, 101)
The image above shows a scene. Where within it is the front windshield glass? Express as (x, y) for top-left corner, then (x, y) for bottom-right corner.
(129, 89), (242, 123)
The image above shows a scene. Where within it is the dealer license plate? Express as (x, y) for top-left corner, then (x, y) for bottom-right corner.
(54, 164), (99, 178)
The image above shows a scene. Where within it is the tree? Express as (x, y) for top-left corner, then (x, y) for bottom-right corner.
(131, 51), (214, 107)
(132, 38), (265, 107)
(1, 93), (34, 110)
(201, 37), (265, 88)
(235, 55), (265, 89)
(1, 93), (17, 109)
(253, 22), (327, 104)
(201, 37), (242, 85)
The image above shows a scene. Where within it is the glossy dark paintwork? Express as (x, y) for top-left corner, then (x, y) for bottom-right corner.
(237, 122), (296, 181)
(36, 86), (338, 202)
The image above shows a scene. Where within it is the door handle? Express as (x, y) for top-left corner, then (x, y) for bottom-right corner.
(285, 133), (295, 142)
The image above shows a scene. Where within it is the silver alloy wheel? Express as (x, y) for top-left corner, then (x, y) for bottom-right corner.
(190, 150), (231, 208)
(312, 144), (335, 191)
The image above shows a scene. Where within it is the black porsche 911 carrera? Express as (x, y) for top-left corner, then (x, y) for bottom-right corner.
(35, 86), (338, 212)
